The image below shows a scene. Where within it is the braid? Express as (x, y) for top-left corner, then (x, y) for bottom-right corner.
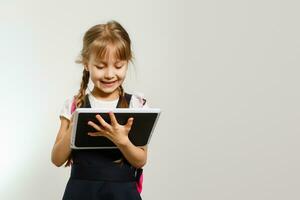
(64, 69), (90, 167)
(118, 85), (128, 108)
(75, 69), (90, 108)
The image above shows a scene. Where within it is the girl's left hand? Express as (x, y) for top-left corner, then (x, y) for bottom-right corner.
(87, 112), (134, 146)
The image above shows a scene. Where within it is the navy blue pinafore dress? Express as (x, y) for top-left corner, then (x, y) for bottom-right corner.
(62, 93), (142, 200)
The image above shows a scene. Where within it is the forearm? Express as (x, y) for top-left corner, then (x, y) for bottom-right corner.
(51, 132), (72, 167)
(116, 138), (147, 169)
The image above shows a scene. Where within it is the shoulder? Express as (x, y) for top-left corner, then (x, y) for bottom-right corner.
(129, 92), (149, 108)
(59, 95), (76, 121)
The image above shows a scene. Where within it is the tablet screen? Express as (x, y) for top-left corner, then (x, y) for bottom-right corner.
(71, 108), (161, 149)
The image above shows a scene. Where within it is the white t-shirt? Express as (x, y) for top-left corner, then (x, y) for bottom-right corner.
(59, 92), (149, 120)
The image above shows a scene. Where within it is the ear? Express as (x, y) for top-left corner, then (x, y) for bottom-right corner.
(84, 64), (89, 72)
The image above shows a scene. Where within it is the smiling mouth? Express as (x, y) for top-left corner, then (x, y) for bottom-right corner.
(101, 80), (117, 84)
(101, 80), (117, 87)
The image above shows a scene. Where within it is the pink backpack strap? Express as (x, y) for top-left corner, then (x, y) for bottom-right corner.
(71, 97), (76, 114)
(135, 93), (147, 108)
(136, 173), (144, 193)
(134, 93), (147, 193)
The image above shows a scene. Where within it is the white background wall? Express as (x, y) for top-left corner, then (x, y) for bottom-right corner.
(0, 0), (299, 199)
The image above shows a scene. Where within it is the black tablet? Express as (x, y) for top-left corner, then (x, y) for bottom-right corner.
(70, 108), (161, 149)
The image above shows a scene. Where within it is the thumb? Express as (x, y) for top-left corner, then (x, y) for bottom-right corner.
(70, 113), (75, 125)
(125, 117), (134, 131)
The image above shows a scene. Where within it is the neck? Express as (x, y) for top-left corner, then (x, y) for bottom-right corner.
(91, 87), (120, 101)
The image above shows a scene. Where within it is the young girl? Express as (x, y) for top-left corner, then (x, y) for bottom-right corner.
(51, 20), (149, 200)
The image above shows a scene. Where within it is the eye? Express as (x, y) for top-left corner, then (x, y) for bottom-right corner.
(115, 64), (124, 69)
(115, 62), (125, 69)
(95, 65), (104, 69)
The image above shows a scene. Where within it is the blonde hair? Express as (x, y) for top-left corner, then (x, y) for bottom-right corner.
(65, 20), (133, 167)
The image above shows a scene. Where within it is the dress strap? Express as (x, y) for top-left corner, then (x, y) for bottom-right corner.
(116, 93), (132, 108)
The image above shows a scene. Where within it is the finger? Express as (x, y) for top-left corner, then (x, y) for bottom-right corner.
(70, 114), (75, 123)
(87, 121), (104, 132)
(68, 114), (75, 129)
(95, 114), (110, 129)
(108, 112), (118, 126)
(87, 132), (104, 137)
(125, 118), (134, 131)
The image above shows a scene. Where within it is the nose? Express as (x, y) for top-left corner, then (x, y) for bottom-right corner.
(104, 66), (115, 79)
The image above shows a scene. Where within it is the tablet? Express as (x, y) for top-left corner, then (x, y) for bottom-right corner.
(70, 108), (161, 149)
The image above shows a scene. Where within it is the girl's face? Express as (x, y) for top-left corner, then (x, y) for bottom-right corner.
(85, 45), (128, 99)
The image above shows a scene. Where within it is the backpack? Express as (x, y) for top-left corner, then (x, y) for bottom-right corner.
(70, 95), (144, 193)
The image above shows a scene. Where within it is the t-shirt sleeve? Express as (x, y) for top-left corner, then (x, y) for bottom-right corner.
(130, 92), (150, 109)
(59, 96), (73, 121)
